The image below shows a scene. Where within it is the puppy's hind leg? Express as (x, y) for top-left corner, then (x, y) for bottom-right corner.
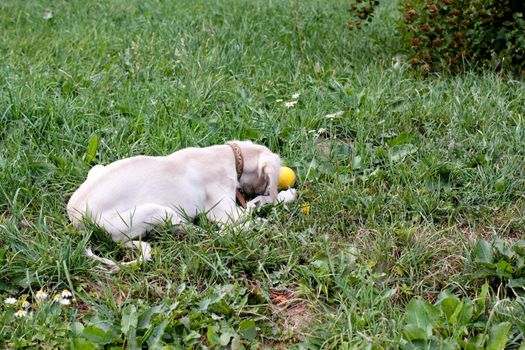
(87, 204), (182, 272)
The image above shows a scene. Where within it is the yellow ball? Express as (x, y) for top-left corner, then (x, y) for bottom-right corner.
(278, 166), (296, 190)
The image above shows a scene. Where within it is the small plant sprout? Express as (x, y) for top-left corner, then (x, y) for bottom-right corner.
(4, 297), (17, 305)
(14, 309), (27, 318)
(35, 290), (48, 300)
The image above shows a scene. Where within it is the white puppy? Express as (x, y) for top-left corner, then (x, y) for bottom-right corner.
(67, 141), (296, 271)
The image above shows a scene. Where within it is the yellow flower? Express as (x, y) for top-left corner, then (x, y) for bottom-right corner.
(301, 205), (311, 215)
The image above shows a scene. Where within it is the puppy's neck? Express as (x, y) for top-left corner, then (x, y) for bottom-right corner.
(226, 142), (244, 180)
(226, 142), (247, 208)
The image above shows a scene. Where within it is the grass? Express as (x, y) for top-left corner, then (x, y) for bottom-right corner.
(1, 0), (525, 348)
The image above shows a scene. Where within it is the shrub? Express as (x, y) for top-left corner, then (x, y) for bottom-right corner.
(349, 0), (525, 75)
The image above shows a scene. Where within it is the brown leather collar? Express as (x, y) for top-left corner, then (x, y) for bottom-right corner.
(226, 142), (247, 208)
(226, 142), (243, 180)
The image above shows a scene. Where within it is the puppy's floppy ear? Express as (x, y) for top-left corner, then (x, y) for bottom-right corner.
(257, 152), (281, 200)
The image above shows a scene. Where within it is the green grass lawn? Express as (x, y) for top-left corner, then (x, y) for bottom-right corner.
(1, 0), (525, 348)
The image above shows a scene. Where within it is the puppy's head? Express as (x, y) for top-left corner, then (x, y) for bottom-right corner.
(234, 141), (281, 199)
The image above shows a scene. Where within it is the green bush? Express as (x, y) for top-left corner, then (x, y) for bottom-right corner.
(349, 0), (525, 75)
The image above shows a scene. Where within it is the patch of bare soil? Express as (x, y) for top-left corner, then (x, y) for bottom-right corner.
(269, 289), (315, 338)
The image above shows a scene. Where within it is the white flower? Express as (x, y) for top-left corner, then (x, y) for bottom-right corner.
(61, 289), (72, 298)
(53, 294), (62, 302)
(35, 290), (48, 300)
(14, 309), (27, 318)
(4, 297), (17, 305)
(21, 301), (30, 309)
(284, 101), (298, 108)
(59, 298), (71, 306)
(391, 55), (405, 70)
(323, 111), (344, 119)
(317, 128), (328, 136)
(42, 11), (53, 20)
(291, 93), (301, 100)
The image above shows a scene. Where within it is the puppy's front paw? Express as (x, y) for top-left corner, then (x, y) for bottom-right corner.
(246, 195), (271, 210)
(246, 200), (258, 210)
(277, 188), (297, 203)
